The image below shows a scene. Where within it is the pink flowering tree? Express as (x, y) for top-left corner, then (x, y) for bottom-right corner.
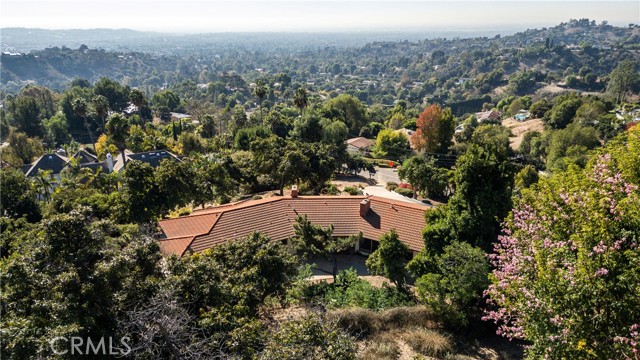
(484, 128), (640, 359)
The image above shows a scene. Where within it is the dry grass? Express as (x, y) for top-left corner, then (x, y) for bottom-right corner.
(446, 355), (478, 360)
(501, 117), (544, 150)
(358, 337), (401, 360)
(401, 327), (453, 358)
(330, 306), (440, 338)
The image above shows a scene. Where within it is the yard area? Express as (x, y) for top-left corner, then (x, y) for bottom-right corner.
(502, 117), (544, 150)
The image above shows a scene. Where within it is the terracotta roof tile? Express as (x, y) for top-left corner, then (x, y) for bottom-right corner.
(345, 137), (374, 149)
(158, 195), (430, 256)
(158, 236), (194, 256)
(159, 213), (220, 238)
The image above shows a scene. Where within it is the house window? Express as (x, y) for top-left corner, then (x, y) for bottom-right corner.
(359, 238), (379, 253)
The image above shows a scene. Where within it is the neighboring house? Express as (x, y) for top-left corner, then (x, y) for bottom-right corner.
(396, 128), (416, 150)
(22, 148), (110, 181)
(345, 137), (375, 156)
(474, 110), (502, 123)
(73, 148), (99, 164)
(22, 153), (69, 179)
(170, 112), (192, 122)
(113, 149), (181, 172)
(73, 149), (112, 174)
(157, 190), (430, 257)
(454, 124), (465, 134)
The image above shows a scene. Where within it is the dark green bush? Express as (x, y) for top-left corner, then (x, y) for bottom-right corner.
(394, 188), (414, 198)
(343, 186), (363, 195)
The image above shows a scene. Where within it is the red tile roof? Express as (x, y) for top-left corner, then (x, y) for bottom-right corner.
(157, 235), (194, 256)
(158, 195), (430, 256)
(345, 137), (375, 149)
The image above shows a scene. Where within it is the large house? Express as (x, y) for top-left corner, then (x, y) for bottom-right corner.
(21, 149), (180, 177)
(157, 189), (429, 257)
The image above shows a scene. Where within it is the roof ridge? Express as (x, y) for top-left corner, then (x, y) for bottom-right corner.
(368, 195), (430, 210)
(162, 211), (220, 222)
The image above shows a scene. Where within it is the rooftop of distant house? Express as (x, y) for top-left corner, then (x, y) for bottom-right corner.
(345, 137), (375, 149)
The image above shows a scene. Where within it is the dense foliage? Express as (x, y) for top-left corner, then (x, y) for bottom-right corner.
(484, 126), (640, 359)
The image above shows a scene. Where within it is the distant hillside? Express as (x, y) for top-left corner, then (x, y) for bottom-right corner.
(1, 20), (638, 94)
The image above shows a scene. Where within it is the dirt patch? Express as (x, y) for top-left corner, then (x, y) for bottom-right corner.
(502, 117), (545, 150)
(332, 174), (376, 190)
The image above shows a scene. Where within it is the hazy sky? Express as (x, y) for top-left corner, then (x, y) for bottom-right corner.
(2, 0), (638, 33)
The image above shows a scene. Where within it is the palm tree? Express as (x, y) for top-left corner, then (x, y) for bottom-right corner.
(83, 167), (102, 189)
(73, 98), (94, 147)
(106, 113), (130, 170)
(253, 80), (268, 124)
(61, 157), (92, 188)
(129, 89), (147, 128)
(92, 95), (110, 133)
(293, 88), (308, 117)
(33, 169), (54, 202)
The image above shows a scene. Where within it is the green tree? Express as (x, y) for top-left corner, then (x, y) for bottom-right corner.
(11, 96), (42, 137)
(323, 94), (368, 135)
(0, 169), (41, 222)
(291, 113), (323, 143)
(546, 124), (599, 171)
(372, 129), (411, 160)
(32, 169), (55, 202)
(4, 130), (44, 165)
(72, 97), (94, 146)
(399, 156), (449, 200)
(293, 88), (309, 117)
(94, 77), (131, 112)
(1, 212), (162, 359)
(254, 80), (268, 123)
(92, 94), (110, 132)
(123, 160), (161, 222)
(152, 89), (181, 112)
(43, 112), (71, 147)
(607, 60), (639, 104)
(155, 159), (197, 214)
(320, 119), (349, 146)
(546, 97), (582, 129)
(416, 241), (489, 329)
(508, 70), (537, 95)
(106, 113), (130, 170)
(365, 229), (409, 288)
(293, 215), (358, 282)
(129, 88), (148, 128)
(470, 124), (511, 153)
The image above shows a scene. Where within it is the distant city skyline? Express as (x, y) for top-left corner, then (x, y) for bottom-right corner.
(2, 1), (638, 33)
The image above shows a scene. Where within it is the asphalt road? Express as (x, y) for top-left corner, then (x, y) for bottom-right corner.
(358, 166), (401, 186)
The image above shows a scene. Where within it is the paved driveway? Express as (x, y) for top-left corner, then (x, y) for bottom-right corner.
(359, 166), (401, 186)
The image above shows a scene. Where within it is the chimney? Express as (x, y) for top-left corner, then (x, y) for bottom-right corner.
(106, 153), (114, 173)
(360, 199), (370, 217)
(291, 185), (298, 198)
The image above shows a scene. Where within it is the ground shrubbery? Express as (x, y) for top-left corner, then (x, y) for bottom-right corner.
(343, 186), (363, 195)
(301, 268), (414, 311)
(394, 187), (414, 198)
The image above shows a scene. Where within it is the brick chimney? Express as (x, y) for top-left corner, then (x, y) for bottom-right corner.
(360, 199), (370, 217)
(291, 185), (298, 198)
